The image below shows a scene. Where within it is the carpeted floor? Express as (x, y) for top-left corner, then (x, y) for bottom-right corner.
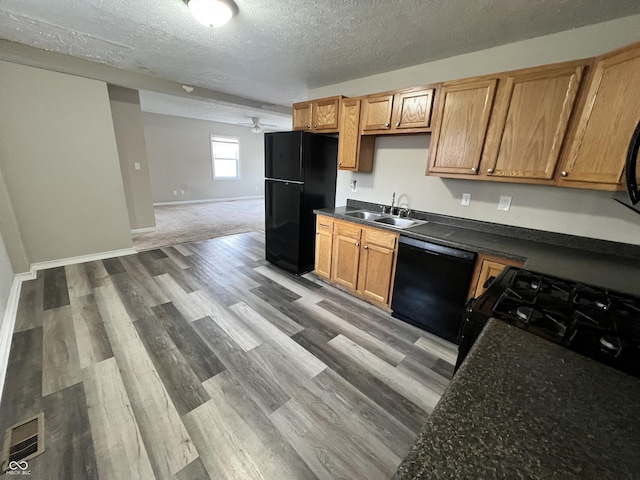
(132, 198), (265, 251)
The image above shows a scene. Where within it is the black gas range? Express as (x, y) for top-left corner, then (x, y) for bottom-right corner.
(455, 267), (640, 379)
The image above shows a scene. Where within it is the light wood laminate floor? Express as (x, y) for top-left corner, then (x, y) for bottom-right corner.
(1, 232), (457, 479)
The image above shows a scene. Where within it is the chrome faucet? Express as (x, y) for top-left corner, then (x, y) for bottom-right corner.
(380, 192), (397, 215)
(390, 192), (399, 215)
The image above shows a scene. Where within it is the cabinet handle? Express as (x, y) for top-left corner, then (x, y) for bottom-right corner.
(561, 171), (568, 177)
(487, 168), (494, 174)
(314, 124), (318, 128)
(385, 123), (390, 128)
(355, 242), (360, 247)
(364, 245), (368, 249)
(395, 122), (400, 127)
(307, 124), (311, 128)
(338, 161), (342, 166)
(471, 167), (478, 173)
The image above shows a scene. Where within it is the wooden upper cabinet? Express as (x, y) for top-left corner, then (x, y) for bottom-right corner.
(361, 87), (435, 134)
(559, 43), (640, 189)
(427, 78), (498, 175)
(362, 94), (394, 131)
(392, 88), (434, 130)
(482, 62), (586, 181)
(291, 96), (343, 132)
(337, 98), (374, 171)
(313, 96), (341, 131)
(292, 102), (312, 130)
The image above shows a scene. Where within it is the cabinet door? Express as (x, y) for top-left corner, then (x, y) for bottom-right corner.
(313, 97), (340, 131)
(473, 260), (508, 298)
(362, 94), (394, 131)
(484, 64), (585, 180)
(331, 222), (362, 291)
(392, 88), (434, 130)
(358, 244), (395, 304)
(337, 99), (375, 172)
(468, 255), (523, 299)
(357, 227), (398, 305)
(292, 102), (312, 130)
(428, 79), (497, 175)
(560, 45), (640, 187)
(315, 216), (334, 279)
(337, 99), (361, 170)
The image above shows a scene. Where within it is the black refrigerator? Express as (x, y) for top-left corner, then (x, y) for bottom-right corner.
(264, 131), (338, 274)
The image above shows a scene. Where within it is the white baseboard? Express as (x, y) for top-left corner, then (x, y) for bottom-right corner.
(154, 195), (264, 206)
(28, 247), (138, 274)
(0, 274), (27, 406)
(131, 227), (156, 234)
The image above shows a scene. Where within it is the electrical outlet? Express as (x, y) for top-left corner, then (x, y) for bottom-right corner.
(461, 193), (471, 206)
(498, 196), (512, 211)
(180, 190), (185, 195)
(134, 162), (141, 171)
(173, 190), (178, 196)
(350, 180), (357, 192)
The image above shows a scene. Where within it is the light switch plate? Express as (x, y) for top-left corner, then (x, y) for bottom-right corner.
(461, 193), (471, 206)
(350, 180), (357, 192)
(498, 196), (512, 211)
(134, 162), (141, 170)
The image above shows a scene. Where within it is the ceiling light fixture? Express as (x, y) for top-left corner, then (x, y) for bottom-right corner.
(184, 0), (238, 28)
(251, 126), (263, 134)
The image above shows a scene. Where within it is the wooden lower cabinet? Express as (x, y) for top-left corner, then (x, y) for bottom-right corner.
(468, 254), (524, 299)
(315, 215), (398, 308)
(357, 230), (397, 305)
(331, 222), (362, 290)
(314, 216), (334, 279)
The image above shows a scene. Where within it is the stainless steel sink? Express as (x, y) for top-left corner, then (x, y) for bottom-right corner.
(374, 216), (426, 229)
(344, 210), (383, 220)
(342, 209), (427, 229)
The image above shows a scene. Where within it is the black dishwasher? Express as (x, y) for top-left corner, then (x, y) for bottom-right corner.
(391, 236), (476, 343)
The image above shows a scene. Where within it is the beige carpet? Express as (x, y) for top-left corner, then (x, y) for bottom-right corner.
(132, 198), (264, 251)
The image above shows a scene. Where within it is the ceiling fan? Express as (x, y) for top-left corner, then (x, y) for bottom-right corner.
(237, 117), (278, 133)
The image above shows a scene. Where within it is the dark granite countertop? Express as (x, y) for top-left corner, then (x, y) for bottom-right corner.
(393, 319), (640, 480)
(315, 205), (640, 296)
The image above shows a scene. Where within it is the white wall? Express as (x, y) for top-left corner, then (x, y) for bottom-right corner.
(310, 14), (640, 245)
(108, 86), (156, 230)
(0, 61), (133, 264)
(143, 112), (265, 203)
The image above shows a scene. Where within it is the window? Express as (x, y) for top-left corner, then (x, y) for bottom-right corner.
(211, 136), (240, 179)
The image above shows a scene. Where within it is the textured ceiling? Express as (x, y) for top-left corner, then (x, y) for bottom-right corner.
(139, 90), (291, 130)
(1, 0), (640, 109)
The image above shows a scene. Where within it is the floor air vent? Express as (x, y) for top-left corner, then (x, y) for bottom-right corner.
(1, 413), (45, 473)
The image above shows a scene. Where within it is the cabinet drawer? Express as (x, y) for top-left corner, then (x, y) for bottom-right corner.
(316, 215), (334, 233)
(335, 220), (362, 239)
(362, 227), (398, 249)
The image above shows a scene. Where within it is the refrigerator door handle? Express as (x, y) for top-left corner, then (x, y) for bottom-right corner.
(625, 119), (640, 205)
(265, 178), (304, 185)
